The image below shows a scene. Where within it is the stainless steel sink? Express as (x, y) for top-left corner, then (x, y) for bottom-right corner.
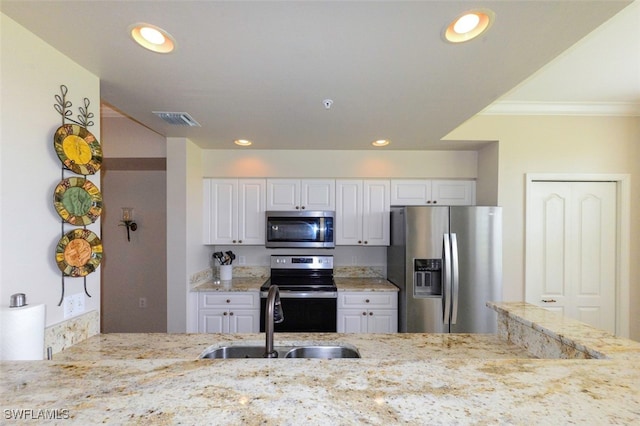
(200, 344), (360, 359)
(284, 345), (360, 359)
(201, 345), (272, 359)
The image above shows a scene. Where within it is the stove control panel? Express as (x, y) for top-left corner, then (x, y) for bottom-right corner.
(271, 255), (333, 269)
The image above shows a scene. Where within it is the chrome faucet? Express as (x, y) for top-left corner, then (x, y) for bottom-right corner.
(264, 285), (284, 358)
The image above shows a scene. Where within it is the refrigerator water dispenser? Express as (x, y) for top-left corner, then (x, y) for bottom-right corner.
(413, 259), (442, 297)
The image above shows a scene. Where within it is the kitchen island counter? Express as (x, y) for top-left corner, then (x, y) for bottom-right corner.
(2, 304), (639, 424)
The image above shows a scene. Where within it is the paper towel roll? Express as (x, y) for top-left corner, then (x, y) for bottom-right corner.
(0, 304), (46, 360)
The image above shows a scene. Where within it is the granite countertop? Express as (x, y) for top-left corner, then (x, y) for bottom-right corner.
(490, 301), (640, 360)
(53, 333), (529, 361)
(335, 277), (398, 291)
(2, 304), (639, 424)
(192, 276), (398, 292)
(192, 277), (264, 292)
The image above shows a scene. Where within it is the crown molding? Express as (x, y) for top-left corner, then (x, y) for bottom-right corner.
(481, 101), (640, 117)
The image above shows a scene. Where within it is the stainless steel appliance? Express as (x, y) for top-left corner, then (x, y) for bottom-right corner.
(387, 206), (502, 333)
(265, 210), (335, 249)
(260, 255), (337, 332)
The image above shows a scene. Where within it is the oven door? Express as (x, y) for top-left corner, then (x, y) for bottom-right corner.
(260, 293), (337, 332)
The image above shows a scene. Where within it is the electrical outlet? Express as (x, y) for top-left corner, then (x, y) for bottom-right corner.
(75, 293), (85, 314)
(139, 297), (147, 308)
(63, 293), (85, 318)
(63, 296), (72, 319)
(238, 256), (246, 265)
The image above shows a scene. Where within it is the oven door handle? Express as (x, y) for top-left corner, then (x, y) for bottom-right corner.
(260, 290), (337, 299)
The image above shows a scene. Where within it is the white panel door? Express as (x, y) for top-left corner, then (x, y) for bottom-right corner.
(203, 179), (236, 244)
(390, 180), (432, 205)
(266, 179), (300, 210)
(362, 180), (390, 245)
(526, 181), (616, 333)
(335, 180), (363, 245)
(301, 179), (335, 210)
(337, 310), (368, 333)
(237, 179), (266, 244)
(431, 180), (476, 205)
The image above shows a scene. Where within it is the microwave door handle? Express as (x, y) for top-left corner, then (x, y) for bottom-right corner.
(443, 234), (452, 325)
(450, 233), (459, 325)
(319, 217), (325, 242)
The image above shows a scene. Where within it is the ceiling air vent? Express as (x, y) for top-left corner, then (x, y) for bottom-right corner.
(152, 111), (201, 127)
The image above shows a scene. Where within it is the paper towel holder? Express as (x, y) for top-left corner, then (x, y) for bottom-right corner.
(9, 293), (27, 308)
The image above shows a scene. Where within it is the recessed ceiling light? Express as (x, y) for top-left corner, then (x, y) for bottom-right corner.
(444, 10), (494, 43)
(130, 23), (175, 53)
(372, 139), (390, 147)
(234, 139), (253, 147)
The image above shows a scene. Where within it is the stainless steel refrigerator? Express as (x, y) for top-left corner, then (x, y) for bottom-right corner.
(387, 206), (502, 333)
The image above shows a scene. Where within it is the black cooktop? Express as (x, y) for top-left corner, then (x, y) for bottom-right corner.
(260, 278), (336, 292)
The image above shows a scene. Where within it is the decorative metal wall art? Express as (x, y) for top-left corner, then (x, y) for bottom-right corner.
(52, 85), (103, 306)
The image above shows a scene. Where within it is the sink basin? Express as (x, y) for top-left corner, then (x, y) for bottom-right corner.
(201, 345), (270, 359)
(200, 344), (360, 359)
(284, 345), (360, 359)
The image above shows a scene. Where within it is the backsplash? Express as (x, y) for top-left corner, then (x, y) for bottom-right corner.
(45, 310), (100, 356)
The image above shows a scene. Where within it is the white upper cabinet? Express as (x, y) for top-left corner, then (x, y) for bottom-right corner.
(266, 179), (335, 211)
(203, 178), (266, 245)
(391, 179), (475, 206)
(336, 180), (390, 246)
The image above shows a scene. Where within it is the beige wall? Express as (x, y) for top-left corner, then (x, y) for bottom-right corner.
(101, 170), (167, 333)
(446, 114), (640, 340)
(1, 14), (101, 333)
(100, 115), (167, 333)
(201, 150), (478, 178)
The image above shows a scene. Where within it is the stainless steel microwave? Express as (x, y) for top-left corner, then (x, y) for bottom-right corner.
(265, 210), (335, 249)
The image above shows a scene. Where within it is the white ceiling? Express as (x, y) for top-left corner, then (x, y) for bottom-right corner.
(2, 0), (638, 150)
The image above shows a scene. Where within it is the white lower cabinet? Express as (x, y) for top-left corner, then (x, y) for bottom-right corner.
(337, 291), (398, 333)
(198, 292), (259, 333)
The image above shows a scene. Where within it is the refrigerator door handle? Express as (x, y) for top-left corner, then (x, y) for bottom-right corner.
(450, 233), (459, 325)
(443, 233), (452, 325)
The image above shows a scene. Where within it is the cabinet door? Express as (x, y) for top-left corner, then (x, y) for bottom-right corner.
(335, 180), (363, 245)
(199, 309), (227, 333)
(228, 309), (260, 333)
(367, 310), (398, 333)
(203, 179), (237, 244)
(266, 179), (300, 210)
(337, 310), (368, 333)
(238, 179), (266, 244)
(362, 180), (390, 246)
(432, 180), (475, 206)
(301, 179), (335, 210)
(390, 180), (432, 205)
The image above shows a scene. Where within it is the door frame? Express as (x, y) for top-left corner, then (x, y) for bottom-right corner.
(525, 173), (630, 337)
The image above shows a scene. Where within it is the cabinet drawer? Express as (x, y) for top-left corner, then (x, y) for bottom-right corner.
(338, 292), (398, 309)
(198, 292), (258, 309)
